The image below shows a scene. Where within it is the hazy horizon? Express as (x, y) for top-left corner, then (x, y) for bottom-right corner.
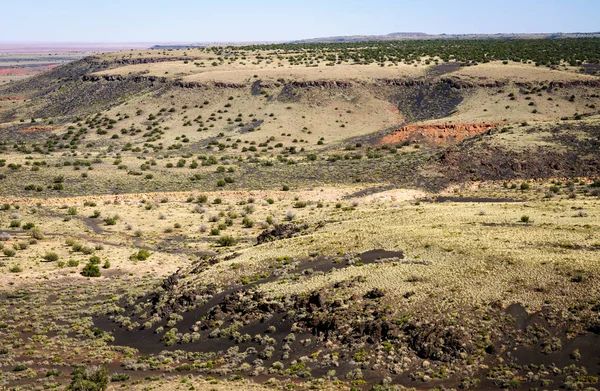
(1, 0), (599, 43)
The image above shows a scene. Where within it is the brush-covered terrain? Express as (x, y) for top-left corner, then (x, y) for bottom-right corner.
(0, 39), (600, 391)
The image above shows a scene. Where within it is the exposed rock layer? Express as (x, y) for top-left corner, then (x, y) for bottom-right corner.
(380, 122), (503, 145)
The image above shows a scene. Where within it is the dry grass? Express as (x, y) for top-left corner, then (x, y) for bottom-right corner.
(88, 182), (599, 316)
(124, 376), (349, 391)
(453, 61), (598, 82)
(2, 46), (600, 391)
(94, 60), (427, 82)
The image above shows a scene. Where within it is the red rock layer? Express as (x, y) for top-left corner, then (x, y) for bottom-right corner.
(380, 122), (503, 145)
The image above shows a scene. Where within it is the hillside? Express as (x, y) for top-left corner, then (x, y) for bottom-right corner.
(292, 31), (600, 44)
(149, 32), (600, 49)
(0, 39), (600, 391)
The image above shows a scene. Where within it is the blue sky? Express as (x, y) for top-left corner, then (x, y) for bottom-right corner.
(2, 0), (598, 42)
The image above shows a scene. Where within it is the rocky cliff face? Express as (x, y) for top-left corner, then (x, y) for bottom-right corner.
(79, 75), (509, 90)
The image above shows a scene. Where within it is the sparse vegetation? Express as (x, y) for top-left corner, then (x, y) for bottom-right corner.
(0, 33), (600, 391)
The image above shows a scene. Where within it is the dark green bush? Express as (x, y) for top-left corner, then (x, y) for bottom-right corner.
(110, 373), (130, 382)
(130, 249), (151, 261)
(81, 263), (101, 277)
(104, 215), (118, 225)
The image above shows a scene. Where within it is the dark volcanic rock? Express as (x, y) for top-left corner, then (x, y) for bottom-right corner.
(404, 321), (474, 361)
(256, 223), (309, 244)
(364, 288), (386, 299)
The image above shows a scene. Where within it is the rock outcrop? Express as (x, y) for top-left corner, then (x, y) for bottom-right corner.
(256, 223), (309, 244)
(289, 80), (352, 88)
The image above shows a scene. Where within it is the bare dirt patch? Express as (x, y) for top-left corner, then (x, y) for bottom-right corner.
(380, 122), (503, 145)
(0, 96), (25, 101)
(18, 125), (61, 133)
(583, 63), (600, 75)
(0, 68), (29, 76)
(430, 62), (462, 76)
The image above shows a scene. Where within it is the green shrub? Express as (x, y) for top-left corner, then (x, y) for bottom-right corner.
(130, 249), (151, 261)
(67, 259), (80, 267)
(242, 216), (254, 228)
(520, 215), (530, 223)
(353, 350), (368, 362)
(29, 228), (44, 240)
(197, 194), (208, 204)
(104, 215), (118, 225)
(175, 364), (193, 372)
(9, 264), (22, 273)
(81, 263), (101, 277)
(217, 235), (237, 247)
(68, 366), (108, 391)
(110, 373), (130, 382)
(43, 252), (59, 262)
(46, 369), (62, 377)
